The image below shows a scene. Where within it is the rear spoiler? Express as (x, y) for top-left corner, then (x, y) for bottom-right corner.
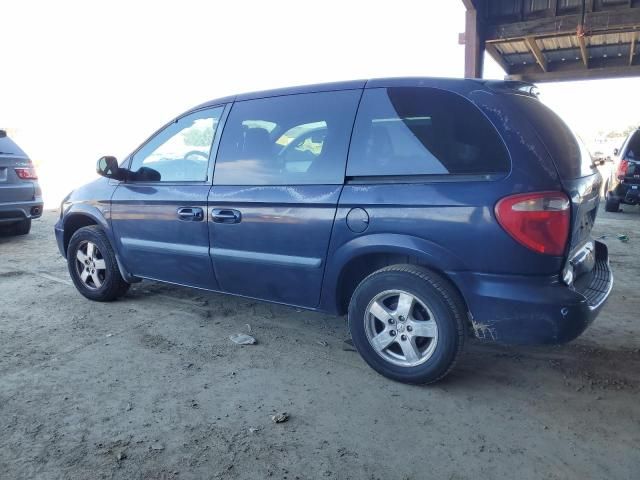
(484, 81), (539, 98)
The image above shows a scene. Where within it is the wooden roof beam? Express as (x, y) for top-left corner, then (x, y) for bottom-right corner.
(485, 43), (511, 74)
(578, 33), (589, 68)
(461, 0), (476, 11)
(525, 36), (548, 72)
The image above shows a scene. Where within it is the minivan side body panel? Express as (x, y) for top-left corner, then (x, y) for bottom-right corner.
(207, 89), (362, 308)
(321, 80), (609, 345)
(111, 183), (217, 289)
(208, 185), (342, 307)
(55, 77), (613, 348)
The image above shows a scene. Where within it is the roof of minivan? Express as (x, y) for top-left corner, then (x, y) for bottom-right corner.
(192, 77), (523, 111)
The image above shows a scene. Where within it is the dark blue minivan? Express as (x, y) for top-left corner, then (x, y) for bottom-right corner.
(55, 78), (612, 383)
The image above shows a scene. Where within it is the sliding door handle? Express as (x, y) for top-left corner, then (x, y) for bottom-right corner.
(211, 208), (241, 224)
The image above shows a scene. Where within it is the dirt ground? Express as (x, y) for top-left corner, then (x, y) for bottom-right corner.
(1, 207), (639, 480)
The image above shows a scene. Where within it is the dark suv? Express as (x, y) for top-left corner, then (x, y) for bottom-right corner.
(604, 128), (640, 212)
(55, 79), (612, 384)
(0, 129), (43, 235)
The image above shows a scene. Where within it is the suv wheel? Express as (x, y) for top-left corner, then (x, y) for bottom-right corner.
(67, 226), (130, 301)
(348, 265), (465, 384)
(605, 192), (620, 212)
(10, 218), (31, 236)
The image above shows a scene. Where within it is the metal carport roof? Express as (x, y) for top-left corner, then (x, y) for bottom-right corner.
(462, 0), (640, 82)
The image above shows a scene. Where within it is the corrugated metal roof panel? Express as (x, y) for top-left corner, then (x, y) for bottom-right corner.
(589, 43), (632, 59)
(545, 48), (582, 63)
(589, 32), (635, 46)
(495, 40), (529, 54)
(503, 52), (537, 66)
(539, 35), (576, 50)
(491, 31), (637, 61)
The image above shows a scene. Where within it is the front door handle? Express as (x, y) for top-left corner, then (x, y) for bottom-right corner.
(211, 208), (241, 224)
(177, 207), (204, 221)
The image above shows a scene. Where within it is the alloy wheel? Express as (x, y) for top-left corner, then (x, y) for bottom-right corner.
(364, 289), (439, 367)
(74, 241), (107, 290)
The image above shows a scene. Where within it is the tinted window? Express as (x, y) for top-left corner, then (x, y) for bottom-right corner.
(129, 107), (223, 182)
(0, 136), (27, 157)
(504, 95), (592, 178)
(347, 87), (509, 177)
(624, 131), (640, 160)
(214, 90), (361, 185)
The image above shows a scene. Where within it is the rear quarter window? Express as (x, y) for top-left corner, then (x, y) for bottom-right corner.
(503, 95), (593, 178)
(0, 136), (27, 157)
(346, 87), (510, 177)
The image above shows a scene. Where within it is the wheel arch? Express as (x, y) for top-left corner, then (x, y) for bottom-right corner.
(321, 233), (468, 316)
(62, 207), (139, 283)
(63, 212), (101, 255)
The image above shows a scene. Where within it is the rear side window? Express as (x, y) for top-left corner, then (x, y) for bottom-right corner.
(347, 87), (509, 177)
(214, 90), (361, 185)
(504, 95), (593, 178)
(0, 136), (27, 157)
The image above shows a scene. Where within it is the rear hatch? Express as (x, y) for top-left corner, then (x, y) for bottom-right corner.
(0, 134), (35, 203)
(501, 94), (604, 293)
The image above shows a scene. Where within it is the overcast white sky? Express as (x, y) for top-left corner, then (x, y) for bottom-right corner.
(1, 0), (638, 205)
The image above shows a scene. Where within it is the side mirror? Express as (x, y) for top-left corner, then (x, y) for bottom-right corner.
(97, 156), (125, 180)
(0, 129), (6, 138)
(613, 148), (619, 156)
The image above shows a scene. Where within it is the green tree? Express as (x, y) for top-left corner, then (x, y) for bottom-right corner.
(183, 126), (214, 147)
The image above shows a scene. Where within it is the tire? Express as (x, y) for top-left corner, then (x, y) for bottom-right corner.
(605, 193), (620, 213)
(10, 218), (31, 236)
(67, 225), (130, 301)
(348, 265), (466, 384)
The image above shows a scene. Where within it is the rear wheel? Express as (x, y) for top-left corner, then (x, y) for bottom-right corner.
(67, 226), (130, 301)
(0, 218), (31, 236)
(11, 218), (31, 235)
(348, 265), (466, 384)
(605, 192), (620, 212)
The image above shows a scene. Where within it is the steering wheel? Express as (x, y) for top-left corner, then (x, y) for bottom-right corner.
(183, 150), (209, 161)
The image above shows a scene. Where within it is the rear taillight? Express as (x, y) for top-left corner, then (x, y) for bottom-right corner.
(495, 191), (570, 256)
(616, 159), (629, 180)
(15, 167), (38, 180)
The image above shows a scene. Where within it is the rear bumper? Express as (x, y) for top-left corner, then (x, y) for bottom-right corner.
(613, 183), (640, 204)
(449, 241), (613, 345)
(0, 199), (44, 223)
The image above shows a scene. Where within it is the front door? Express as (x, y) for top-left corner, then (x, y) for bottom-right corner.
(208, 90), (361, 308)
(111, 106), (226, 289)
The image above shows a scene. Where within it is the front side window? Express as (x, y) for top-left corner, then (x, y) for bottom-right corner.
(214, 90), (361, 185)
(129, 107), (224, 182)
(347, 87), (510, 177)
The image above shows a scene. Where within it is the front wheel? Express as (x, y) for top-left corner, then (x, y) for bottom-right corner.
(348, 265), (466, 384)
(67, 226), (130, 301)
